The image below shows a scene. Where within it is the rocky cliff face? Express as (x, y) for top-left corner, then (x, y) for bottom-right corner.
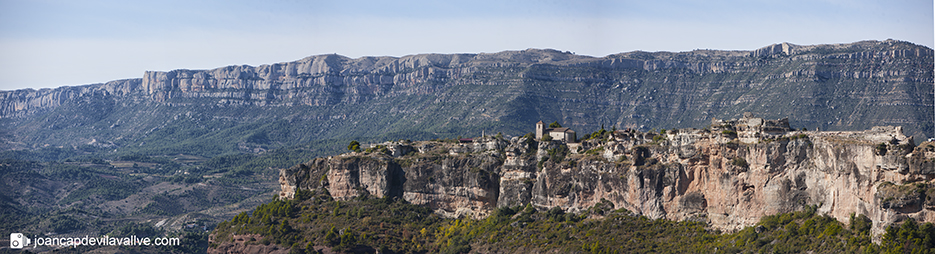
(279, 120), (935, 240)
(1, 40), (932, 154)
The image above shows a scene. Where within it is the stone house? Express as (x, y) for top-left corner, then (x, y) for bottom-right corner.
(535, 121), (577, 142)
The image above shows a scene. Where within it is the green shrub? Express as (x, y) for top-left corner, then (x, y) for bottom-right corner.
(875, 143), (888, 156)
(348, 140), (361, 152)
(731, 157), (748, 168)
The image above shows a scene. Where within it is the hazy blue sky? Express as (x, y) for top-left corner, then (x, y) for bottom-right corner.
(0, 0), (932, 91)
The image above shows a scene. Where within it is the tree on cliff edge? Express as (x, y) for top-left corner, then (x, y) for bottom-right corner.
(348, 140), (361, 153)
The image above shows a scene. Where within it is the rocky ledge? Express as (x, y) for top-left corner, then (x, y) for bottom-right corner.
(279, 116), (935, 241)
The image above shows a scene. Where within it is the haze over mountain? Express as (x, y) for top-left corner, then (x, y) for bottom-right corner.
(1, 40), (931, 158)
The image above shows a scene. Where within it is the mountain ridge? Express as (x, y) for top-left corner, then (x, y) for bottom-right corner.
(1, 39), (932, 156)
(5, 39), (928, 109)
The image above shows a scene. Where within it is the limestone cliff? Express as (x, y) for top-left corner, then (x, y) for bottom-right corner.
(279, 118), (935, 240)
(1, 40), (932, 153)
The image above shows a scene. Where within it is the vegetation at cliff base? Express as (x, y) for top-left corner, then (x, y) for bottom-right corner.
(212, 191), (935, 254)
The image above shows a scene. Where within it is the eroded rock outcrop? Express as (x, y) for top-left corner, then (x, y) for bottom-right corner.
(279, 121), (935, 240)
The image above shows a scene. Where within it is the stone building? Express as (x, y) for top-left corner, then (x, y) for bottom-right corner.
(535, 121), (577, 142)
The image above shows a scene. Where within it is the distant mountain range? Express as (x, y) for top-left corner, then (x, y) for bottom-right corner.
(1, 39), (932, 157)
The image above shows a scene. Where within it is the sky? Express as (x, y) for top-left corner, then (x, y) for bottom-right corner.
(0, 0), (932, 91)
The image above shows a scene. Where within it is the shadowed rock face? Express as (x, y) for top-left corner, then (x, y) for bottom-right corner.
(1, 40), (932, 154)
(280, 125), (935, 240)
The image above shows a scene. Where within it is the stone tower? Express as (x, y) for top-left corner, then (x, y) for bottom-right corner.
(535, 121), (545, 140)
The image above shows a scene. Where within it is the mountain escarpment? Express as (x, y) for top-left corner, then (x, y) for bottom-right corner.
(279, 117), (935, 240)
(1, 40), (932, 155)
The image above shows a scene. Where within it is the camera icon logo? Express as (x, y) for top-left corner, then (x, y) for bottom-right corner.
(10, 233), (29, 249)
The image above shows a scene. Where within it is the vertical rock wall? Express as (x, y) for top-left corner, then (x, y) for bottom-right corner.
(280, 127), (935, 240)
